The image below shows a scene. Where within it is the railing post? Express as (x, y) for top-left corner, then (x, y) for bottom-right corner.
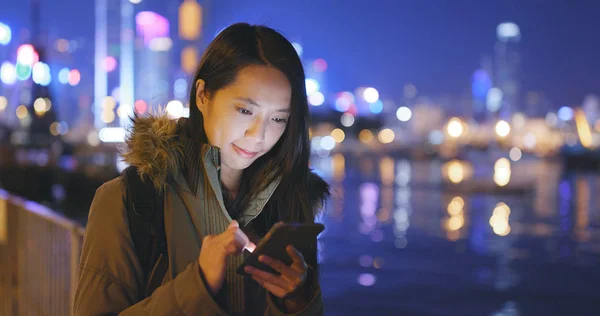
(70, 225), (81, 316)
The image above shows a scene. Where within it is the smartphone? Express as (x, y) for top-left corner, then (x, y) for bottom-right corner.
(237, 222), (324, 276)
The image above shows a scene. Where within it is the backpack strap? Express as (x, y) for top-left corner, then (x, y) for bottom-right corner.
(123, 166), (168, 299)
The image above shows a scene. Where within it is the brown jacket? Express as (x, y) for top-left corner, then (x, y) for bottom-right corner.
(73, 115), (328, 315)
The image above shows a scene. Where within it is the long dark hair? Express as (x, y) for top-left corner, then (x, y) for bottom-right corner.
(188, 23), (314, 224)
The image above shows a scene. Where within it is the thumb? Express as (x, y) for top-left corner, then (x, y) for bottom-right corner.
(228, 220), (239, 229)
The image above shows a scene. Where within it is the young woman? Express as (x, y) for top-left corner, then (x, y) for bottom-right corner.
(74, 23), (329, 315)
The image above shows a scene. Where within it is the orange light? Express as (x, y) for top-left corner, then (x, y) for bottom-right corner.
(179, 0), (202, 40)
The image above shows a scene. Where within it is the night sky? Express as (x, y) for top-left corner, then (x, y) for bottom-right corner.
(2, 0), (599, 108)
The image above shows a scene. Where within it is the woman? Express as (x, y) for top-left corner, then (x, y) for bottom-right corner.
(74, 23), (329, 315)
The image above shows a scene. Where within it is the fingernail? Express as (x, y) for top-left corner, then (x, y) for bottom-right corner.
(259, 255), (268, 263)
(245, 266), (253, 273)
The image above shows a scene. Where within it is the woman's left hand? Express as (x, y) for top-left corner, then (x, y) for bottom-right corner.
(244, 245), (308, 300)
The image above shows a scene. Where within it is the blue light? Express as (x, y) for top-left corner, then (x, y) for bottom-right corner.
(174, 78), (187, 99)
(428, 130), (444, 145)
(472, 69), (492, 99)
(15, 63), (32, 81)
(558, 106), (573, 121)
(58, 68), (70, 84)
(369, 100), (383, 114)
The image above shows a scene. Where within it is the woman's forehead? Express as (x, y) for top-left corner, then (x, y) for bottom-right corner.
(222, 66), (292, 109)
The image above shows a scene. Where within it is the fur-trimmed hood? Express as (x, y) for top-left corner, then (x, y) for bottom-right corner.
(121, 113), (330, 210)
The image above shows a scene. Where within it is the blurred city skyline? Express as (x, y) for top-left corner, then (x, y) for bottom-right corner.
(1, 0), (599, 107)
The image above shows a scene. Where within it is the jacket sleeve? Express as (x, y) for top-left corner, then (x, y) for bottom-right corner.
(73, 178), (228, 316)
(264, 287), (324, 316)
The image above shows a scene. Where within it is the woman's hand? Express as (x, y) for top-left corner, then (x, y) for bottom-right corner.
(244, 245), (310, 311)
(198, 220), (254, 296)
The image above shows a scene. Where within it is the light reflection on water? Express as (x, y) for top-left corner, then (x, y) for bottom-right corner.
(313, 154), (600, 315)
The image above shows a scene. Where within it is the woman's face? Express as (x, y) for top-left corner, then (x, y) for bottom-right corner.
(196, 65), (292, 173)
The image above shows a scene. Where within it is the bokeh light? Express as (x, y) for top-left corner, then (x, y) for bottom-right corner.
(369, 100), (383, 114)
(32, 62), (51, 86)
(509, 147), (522, 162)
(331, 128), (345, 143)
(341, 113), (355, 127)
(17, 44), (38, 65)
(378, 129), (395, 144)
(486, 87), (503, 112)
(495, 120), (511, 138)
(558, 106), (573, 121)
(396, 106), (412, 122)
(447, 117), (464, 138)
(0, 96), (7, 112)
(335, 92), (354, 112)
(0, 61), (16, 84)
(15, 63), (32, 81)
(313, 58), (328, 72)
(320, 136), (336, 150)
(359, 129), (374, 143)
(363, 87), (379, 103)
(166, 100), (184, 119)
(105, 56), (118, 72)
(308, 91), (325, 106)
(68, 69), (81, 86)
(305, 78), (319, 96)
(58, 68), (70, 84)
(357, 273), (376, 287)
(490, 202), (511, 236)
(493, 158), (511, 186)
(16, 105), (28, 120)
(134, 100), (148, 114)
(0, 22), (11, 46)
(447, 160), (465, 184)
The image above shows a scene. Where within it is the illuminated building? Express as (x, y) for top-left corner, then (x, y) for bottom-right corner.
(494, 22), (521, 118)
(134, 11), (171, 107)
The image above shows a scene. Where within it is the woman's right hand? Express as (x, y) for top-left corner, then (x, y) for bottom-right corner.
(198, 220), (254, 296)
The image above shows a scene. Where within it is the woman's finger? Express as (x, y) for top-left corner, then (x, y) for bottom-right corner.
(259, 255), (301, 277)
(286, 246), (307, 269)
(245, 266), (293, 291)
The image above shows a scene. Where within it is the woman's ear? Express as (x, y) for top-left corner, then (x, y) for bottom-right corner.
(195, 79), (208, 115)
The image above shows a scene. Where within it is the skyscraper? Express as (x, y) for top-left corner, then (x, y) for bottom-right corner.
(94, 0), (137, 131)
(134, 11), (171, 108)
(494, 22), (521, 118)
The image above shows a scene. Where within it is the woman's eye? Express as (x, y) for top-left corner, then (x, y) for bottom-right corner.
(237, 107), (252, 115)
(273, 117), (288, 124)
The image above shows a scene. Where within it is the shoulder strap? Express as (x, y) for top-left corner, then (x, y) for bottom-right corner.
(123, 166), (168, 299)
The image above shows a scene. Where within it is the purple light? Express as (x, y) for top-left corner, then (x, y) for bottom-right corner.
(358, 273), (376, 286)
(335, 91), (354, 112)
(135, 11), (169, 45)
(360, 182), (379, 204)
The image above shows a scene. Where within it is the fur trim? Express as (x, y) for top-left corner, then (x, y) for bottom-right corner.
(121, 113), (183, 190)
